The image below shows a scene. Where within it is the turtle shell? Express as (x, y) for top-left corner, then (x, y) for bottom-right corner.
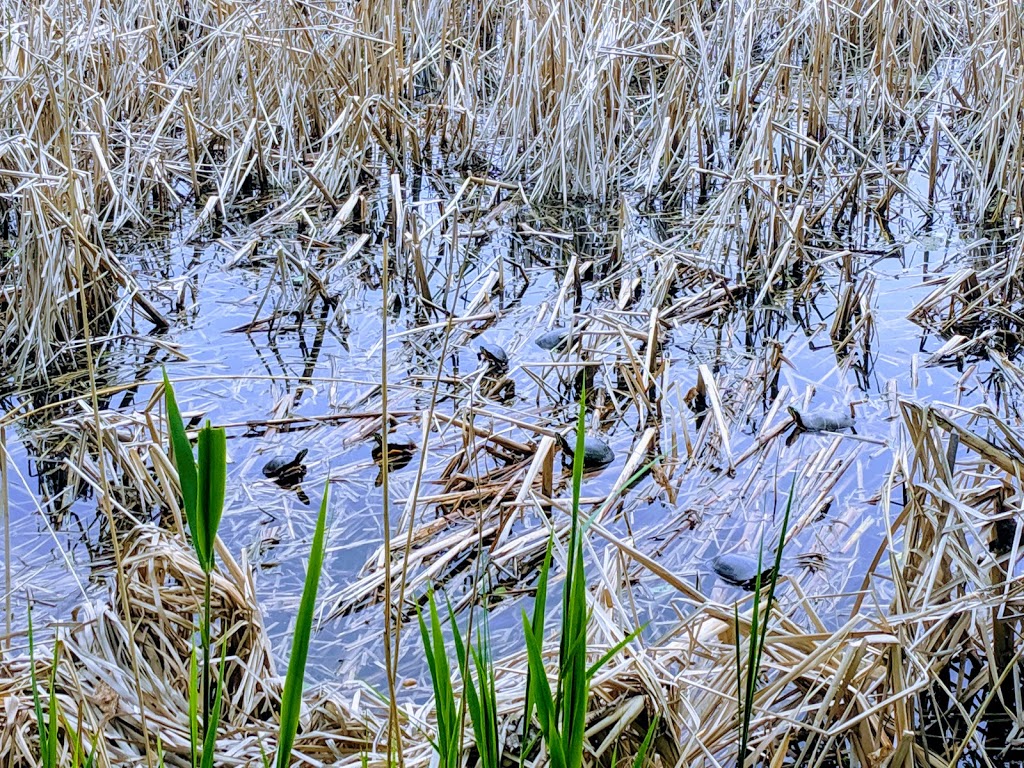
(535, 329), (571, 351)
(557, 432), (615, 469)
(262, 448), (309, 484)
(711, 552), (776, 590)
(478, 342), (509, 369)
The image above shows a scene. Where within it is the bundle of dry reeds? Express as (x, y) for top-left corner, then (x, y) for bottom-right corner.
(4, 0), (1024, 765)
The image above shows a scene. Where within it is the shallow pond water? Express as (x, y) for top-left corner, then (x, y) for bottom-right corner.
(2, 164), (1021, 690)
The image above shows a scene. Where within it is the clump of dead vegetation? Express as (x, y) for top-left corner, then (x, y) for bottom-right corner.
(1, 0), (1023, 379)
(6, 397), (1024, 766)
(4, 0), (1024, 766)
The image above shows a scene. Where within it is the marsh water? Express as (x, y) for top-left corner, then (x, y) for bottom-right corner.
(2, 164), (1021, 703)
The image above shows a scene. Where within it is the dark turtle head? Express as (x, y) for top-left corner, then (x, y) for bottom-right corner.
(785, 405), (805, 430)
(372, 430), (417, 454)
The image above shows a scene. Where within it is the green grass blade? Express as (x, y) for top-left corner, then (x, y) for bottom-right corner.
(200, 645), (228, 768)
(532, 536), (554, 637)
(740, 547), (764, 755)
(276, 479), (330, 768)
(456, 606), (499, 768)
(524, 611), (569, 768)
(432, 603), (458, 768)
(632, 715), (659, 768)
(46, 639), (59, 768)
(522, 614), (556, 740)
(162, 370), (199, 549)
(189, 643), (199, 768)
(561, 624), (588, 768)
(733, 602), (742, 745)
(520, 533), (554, 768)
(449, 605), (479, 764)
(757, 483), (793, 655)
(557, 390), (588, 723)
(417, 590), (459, 768)
(28, 606), (48, 763)
(475, 629), (500, 768)
(736, 481), (795, 766)
(196, 423), (227, 572)
(85, 727), (100, 768)
(586, 624), (644, 679)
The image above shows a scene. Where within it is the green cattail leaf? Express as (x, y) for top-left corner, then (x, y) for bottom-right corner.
(46, 641), (59, 768)
(200, 645), (228, 768)
(28, 607), (47, 762)
(522, 614), (556, 740)
(276, 479), (330, 768)
(163, 370), (200, 558)
(632, 715), (659, 768)
(521, 535), (554, 768)
(196, 423), (227, 572)
(83, 726), (100, 768)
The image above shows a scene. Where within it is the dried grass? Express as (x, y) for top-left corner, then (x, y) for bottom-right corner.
(4, 0), (1024, 765)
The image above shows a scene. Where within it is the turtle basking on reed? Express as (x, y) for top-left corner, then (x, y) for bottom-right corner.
(477, 341), (509, 374)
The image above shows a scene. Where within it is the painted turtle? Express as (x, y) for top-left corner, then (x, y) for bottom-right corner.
(535, 328), (571, 351)
(262, 448), (309, 486)
(372, 428), (418, 463)
(556, 431), (615, 469)
(478, 342), (509, 373)
(711, 552), (776, 590)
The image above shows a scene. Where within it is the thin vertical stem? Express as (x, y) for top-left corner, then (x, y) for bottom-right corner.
(203, 573), (212, 735)
(1, 426), (9, 647)
(380, 238), (404, 767)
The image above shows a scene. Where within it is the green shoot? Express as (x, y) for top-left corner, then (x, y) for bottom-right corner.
(189, 644), (199, 768)
(417, 589), (461, 768)
(734, 481), (794, 767)
(632, 715), (659, 768)
(519, 535), (554, 768)
(28, 605), (60, 768)
(163, 370), (228, 753)
(521, 385), (636, 768)
(451, 604), (500, 768)
(200, 644), (228, 768)
(276, 479), (331, 768)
